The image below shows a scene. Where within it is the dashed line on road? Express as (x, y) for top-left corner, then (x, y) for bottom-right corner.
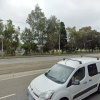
(0, 94), (16, 99)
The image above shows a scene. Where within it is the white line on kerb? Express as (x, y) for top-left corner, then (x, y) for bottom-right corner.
(0, 94), (16, 99)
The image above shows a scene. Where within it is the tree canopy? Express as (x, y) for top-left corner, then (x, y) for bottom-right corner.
(3, 20), (19, 55)
(0, 4), (100, 56)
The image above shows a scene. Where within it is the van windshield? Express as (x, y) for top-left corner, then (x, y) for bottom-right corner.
(45, 64), (74, 84)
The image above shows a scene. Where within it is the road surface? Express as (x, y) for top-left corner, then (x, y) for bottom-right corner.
(0, 69), (100, 100)
(0, 53), (100, 100)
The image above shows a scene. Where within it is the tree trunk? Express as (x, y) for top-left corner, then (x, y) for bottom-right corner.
(52, 48), (54, 54)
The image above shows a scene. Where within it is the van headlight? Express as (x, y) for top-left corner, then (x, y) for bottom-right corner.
(39, 90), (54, 100)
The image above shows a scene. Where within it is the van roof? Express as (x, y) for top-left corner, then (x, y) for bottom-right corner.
(58, 57), (100, 68)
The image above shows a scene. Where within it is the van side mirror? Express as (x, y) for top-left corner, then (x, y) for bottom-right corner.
(72, 80), (80, 85)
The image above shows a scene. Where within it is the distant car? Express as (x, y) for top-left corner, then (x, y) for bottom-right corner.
(27, 57), (100, 100)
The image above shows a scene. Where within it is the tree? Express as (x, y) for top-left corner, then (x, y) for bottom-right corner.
(43, 41), (52, 53)
(21, 43), (31, 55)
(60, 22), (67, 53)
(66, 26), (100, 52)
(21, 27), (38, 55)
(3, 20), (19, 55)
(66, 27), (78, 52)
(78, 26), (100, 51)
(26, 4), (46, 53)
(45, 16), (60, 54)
(0, 19), (4, 34)
(0, 20), (4, 50)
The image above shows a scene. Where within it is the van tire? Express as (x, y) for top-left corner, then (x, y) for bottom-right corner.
(98, 84), (100, 93)
(60, 98), (69, 100)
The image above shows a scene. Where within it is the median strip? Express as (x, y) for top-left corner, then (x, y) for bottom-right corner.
(0, 94), (16, 99)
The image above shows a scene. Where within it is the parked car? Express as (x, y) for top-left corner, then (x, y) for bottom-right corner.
(27, 57), (100, 100)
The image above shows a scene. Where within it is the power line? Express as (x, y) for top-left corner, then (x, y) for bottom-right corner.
(1, 19), (100, 31)
(1, 19), (27, 24)
(0, 19), (29, 31)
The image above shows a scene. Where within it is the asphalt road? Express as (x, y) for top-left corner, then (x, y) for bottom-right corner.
(0, 53), (100, 100)
(0, 70), (100, 100)
(0, 72), (40, 100)
(0, 52), (100, 64)
(0, 53), (100, 75)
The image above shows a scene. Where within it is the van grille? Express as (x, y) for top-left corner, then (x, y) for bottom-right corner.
(33, 91), (39, 98)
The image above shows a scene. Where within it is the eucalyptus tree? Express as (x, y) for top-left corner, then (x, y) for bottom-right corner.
(79, 26), (99, 51)
(66, 26), (78, 52)
(21, 27), (38, 55)
(66, 26), (100, 52)
(0, 19), (4, 34)
(26, 4), (46, 53)
(45, 16), (60, 54)
(3, 20), (19, 55)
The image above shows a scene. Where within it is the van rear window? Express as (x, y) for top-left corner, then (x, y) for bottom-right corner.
(88, 64), (98, 76)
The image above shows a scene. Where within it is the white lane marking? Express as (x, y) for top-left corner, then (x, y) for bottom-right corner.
(0, 94), (15, 99)
(0, 72), (42, 81)
(0, 68), (48, 82)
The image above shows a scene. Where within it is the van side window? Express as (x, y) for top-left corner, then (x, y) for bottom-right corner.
(71, 67), (85, 82)
(88, 64), (98, 76)
(67, 67), (85, 87)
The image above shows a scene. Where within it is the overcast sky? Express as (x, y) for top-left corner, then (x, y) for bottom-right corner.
(0, 0), (100, 31)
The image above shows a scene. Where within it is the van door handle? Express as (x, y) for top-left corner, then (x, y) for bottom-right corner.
(89, 79), (92, 82)
(83, 82), (87, 84)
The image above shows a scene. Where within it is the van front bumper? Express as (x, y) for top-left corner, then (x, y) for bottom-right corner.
(27, 90), (35, 100)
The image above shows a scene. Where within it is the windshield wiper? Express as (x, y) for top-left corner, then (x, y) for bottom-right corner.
(46, 74), (63, 84)
(54, 79), (64, 84)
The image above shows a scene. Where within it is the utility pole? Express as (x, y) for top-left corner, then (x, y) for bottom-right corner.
(59, 31), (60, 55)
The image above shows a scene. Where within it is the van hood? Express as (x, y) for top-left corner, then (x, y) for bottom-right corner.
(31, 74), (62, 93)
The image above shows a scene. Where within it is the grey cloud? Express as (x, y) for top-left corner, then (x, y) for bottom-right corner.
(0, 0), (100, 31)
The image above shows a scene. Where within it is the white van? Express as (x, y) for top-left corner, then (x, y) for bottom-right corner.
(27, 57), (100, 100)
